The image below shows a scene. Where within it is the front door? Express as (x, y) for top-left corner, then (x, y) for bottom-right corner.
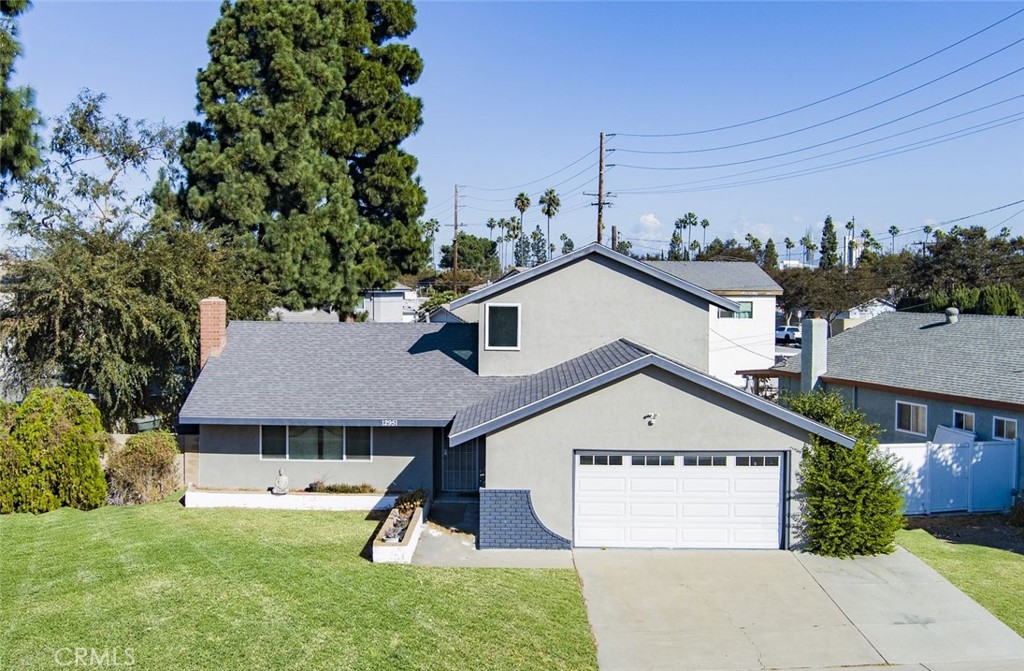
(443, 439), (479, 492)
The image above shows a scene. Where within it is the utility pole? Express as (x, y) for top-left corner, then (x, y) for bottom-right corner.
(584, 132), (614, 244)
(452, 184), (459, 293)
(611, 225), (618, 251)
(598, 131), (605, 244)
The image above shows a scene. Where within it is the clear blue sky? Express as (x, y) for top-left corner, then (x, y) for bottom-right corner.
(11, 1), (1024, 260)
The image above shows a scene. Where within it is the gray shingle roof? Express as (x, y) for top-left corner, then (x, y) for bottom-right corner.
(450, 340), (650, 436)
(775, 312), (1024, 407)
(178, 322), (519, 425)
(646, 261), (782, 293)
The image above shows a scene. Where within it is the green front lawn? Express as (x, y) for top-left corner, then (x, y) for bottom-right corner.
(0, 499), (597, 671)
(898, 528), (1024, 636)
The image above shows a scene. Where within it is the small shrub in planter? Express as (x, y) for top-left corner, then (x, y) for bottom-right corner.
(395, 487), (428, 514)
(786, 390), (905, 557)
(306, 481), (377, 494)
(106, 431), (179, 505)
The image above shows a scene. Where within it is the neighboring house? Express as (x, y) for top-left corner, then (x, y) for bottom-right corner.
(180, 244), (850, 551)
(746, 311), (1024, 484)
(356, 284), (425, 323)
(832, 297), (895, 335)
(647, 261), (781, 387)
(422, 304), (465, 324)
(268, 307), (340, 323)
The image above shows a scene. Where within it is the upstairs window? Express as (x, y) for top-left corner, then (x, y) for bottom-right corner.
(896, 401), (927, 436)
(486, 304), (521, 350)
(718, 301), (753, 319)
(953, 410), (975, 433)
(994, 417), (1018, 441)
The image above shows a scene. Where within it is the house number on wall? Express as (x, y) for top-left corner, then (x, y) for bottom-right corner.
(380, 419), (399, 427)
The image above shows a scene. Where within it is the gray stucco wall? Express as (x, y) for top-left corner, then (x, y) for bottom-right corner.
(483, 367), (814, 547)
(451, 255), (712, 377)
(196, 425), (433, 492)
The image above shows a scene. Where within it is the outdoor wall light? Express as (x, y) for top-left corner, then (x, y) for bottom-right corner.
(644, 413), (658, 426)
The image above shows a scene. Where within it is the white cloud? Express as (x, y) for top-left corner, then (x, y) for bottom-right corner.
(728, 216), (772, 243)
(629, 212), (666, 252)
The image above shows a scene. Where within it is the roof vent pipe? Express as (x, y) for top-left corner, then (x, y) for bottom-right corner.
(945, 307), (960, 325)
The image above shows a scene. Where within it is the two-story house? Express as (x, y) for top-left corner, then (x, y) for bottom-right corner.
(179, 244), (850, 551)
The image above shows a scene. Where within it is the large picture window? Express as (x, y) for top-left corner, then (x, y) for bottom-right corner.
(261, 426), (373, 461)
(896, 401), (927, 436)
(485, 303), (520, 349)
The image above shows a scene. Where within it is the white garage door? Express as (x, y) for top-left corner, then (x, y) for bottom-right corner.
(573, 452), (784, 549)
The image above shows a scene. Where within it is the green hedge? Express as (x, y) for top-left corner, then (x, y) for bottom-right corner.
(786, 390), (904, 557)
(0, 388), (108, 514)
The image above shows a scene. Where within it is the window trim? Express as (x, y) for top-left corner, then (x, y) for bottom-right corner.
(484, 303), (522, 351)
(895, 401), (928, 437)
(952, 410), (975, 433)
(259, 425), (375, 462)
(993, 416), (1018, 441)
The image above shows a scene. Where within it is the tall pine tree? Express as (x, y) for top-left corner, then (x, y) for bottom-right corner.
(181, 0), (427, 311)
(819, 215), (839, 269)
(1, 0), (42, 198)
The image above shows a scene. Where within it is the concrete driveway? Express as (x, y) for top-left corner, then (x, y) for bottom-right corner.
(574, 547), (1024, 671)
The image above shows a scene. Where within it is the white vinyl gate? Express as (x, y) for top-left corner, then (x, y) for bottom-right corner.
(884, 441), (1018, 514)
(573, 452), (784, 549)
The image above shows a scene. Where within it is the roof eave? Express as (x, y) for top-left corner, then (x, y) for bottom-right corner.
(449, 243), (739, 312)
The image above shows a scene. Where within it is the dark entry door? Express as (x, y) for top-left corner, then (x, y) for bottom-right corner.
(442, 439), (479, 492)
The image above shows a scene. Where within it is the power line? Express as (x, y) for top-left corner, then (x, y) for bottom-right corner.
(613, 107), (1024, 195)
(613, 96), (1023, 190)
(613, 113), (1024, 195)
(612, 40), (1024, 159)
(460, 147), (599, 192)
(611, 7), (1024, 138)
(938, 198), (1024, 226)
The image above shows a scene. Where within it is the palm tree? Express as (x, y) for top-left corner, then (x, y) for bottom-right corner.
(922, 225), (932, 256)
(784, 237), (795, 262)
(514, 192), (531, 239)
(497, 217), (508, 269)
(844, 219), (855, 266)
(486, 217), (497, 242)
(538, 188), (560, 259)
(689, 239), (700, 259)
(800, 234), (816, 265)
(700, 218), (710, 249)
(887, 225), (900, 254)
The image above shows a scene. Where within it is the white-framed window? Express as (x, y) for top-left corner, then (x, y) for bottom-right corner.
(718, 301), (753, 319)
(896, 401), (928, 436)
(260, 425), (373, 461)
(485, 303), (521, 350)
(953, 410), (975, 433)
(994, 417), (1018, 441)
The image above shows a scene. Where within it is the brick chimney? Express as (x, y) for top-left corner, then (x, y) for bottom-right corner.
(199, 297), (227, 370)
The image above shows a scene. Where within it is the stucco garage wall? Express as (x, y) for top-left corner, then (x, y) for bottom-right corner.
(197, 425), (433, 492)
(483, 367), (814, 546)
(453, 256), (712, 377)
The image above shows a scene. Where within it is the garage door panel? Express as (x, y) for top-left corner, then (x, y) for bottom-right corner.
(629, 478), (678, 493)
(577, 501), (627, 517)
(574, 452), (783, 550)
(733, 478), (781, 493)
(681, 478), (731, 493)
(629, 502), (677, 517)
(579, 477), (627, 492)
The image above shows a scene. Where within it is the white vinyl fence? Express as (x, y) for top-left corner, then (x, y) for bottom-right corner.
(883, 441), (1018, 515)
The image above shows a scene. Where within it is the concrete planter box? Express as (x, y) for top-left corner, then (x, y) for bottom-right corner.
(372, 505), (426, 564)
(183, 489), (395, 511)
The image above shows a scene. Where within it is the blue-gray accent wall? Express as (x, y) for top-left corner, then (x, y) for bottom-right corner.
(478, 489), (571, 549)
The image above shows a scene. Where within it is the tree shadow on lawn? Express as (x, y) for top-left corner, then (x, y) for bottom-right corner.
(905, 513), (1024, 556)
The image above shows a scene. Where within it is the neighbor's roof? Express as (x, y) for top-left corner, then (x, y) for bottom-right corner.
(646, 261), (782, 295)
(179, 322), (518, 426)
(449, 339), (855, 448)
(450, 243), (739, 312)
(773, 312), (1024, 409)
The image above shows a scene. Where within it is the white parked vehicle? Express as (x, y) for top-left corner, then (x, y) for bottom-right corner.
(775, 325), (801, 344)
